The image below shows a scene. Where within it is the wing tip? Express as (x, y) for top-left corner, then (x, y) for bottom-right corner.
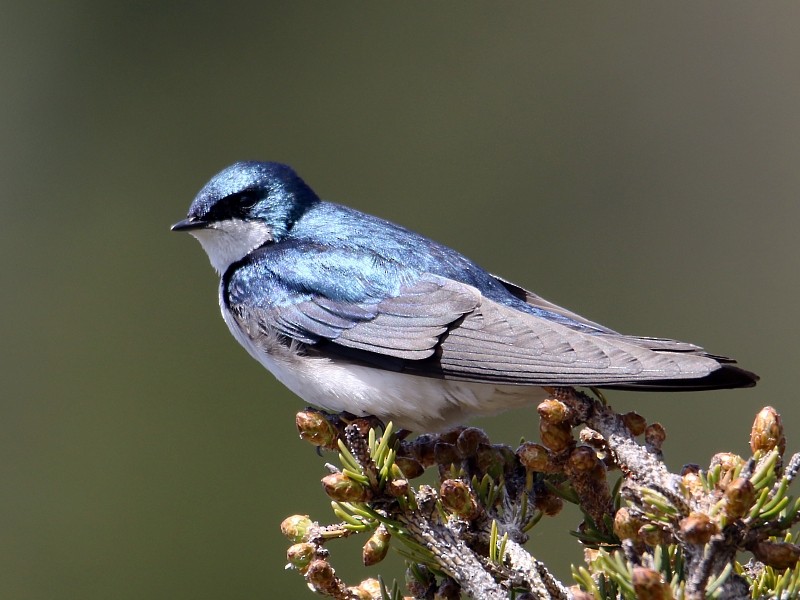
(600, 364), (759, 392)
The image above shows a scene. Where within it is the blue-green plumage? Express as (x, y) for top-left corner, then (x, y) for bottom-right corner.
(173, 161), (757, 430)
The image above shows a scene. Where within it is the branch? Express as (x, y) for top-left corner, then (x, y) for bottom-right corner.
(281, 399), (800, 600)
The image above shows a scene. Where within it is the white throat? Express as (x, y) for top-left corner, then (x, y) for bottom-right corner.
(189, 218), (273, 274)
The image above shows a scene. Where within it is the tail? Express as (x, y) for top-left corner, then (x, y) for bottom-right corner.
(598, 334), (758, 391)
(599, 363), (759, 391)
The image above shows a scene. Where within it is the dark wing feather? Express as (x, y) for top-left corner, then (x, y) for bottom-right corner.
(422, 297), (715, 384)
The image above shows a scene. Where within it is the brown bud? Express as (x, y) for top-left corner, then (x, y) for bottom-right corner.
(750, 406), (785, 456)
(475, 444), (506, 479)
(751, 540), (800, 570)
(639, 524), (671, 547)
(583, 548), (601, 565)
(680, 463), (700, 476)
(348, 578), (382, 600)
(434, 442), (460, 466)
(579, 428), (606, 449)
(613, 507), (644, 541)
(567, 445), (599, 474)
(438, 427), (467, 445)
(440, 479), (480, 519)
(710, 452), (744, 477)
(540, 419), (574, 454)
(286, 542), (316, 571)
(517, 442), (557, 473)
(306, 559), (340, 595)
(724, 477), (756, 520)
(537, 399), (570, 423)
(321, 472), (372, 502)
(680, 512), (719, 545)
(632, 567), (672, 600)
(622, 411), (647, 436)
(280, 514), (313, 542)
(406, 433), (437, 467)
(645, 423), (667, 451)
(496, 444), (519, 472)
(387, 477), (409, 497)
(681, 471), (705, 501)
(362, 525), (391, 566)
(456, 427), (490, 457)
(295, 410), (339, 449)
(534, 491), (564, 516)
(394, 455), (425, 479)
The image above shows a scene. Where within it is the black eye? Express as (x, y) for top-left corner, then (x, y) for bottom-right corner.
(236, 192), (258, 209)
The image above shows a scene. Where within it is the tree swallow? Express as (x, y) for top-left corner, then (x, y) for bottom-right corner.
(172, 162), (757, 431)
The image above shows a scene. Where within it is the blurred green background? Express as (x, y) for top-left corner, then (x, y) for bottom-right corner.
(3, 3), (799, 598)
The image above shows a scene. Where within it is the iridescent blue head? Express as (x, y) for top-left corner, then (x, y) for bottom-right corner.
(172, 161), (319, 274)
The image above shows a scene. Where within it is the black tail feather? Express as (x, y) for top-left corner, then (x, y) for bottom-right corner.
(599, 364), (759, 392)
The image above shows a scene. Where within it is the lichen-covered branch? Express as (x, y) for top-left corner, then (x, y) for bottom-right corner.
(281, 398), (800, 600)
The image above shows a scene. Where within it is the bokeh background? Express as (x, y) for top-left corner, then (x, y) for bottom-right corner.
(3, 3), (799, 598)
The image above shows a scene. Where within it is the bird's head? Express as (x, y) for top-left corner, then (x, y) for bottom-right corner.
(172, 161), (319, 274)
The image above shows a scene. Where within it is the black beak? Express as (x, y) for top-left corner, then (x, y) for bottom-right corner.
(171, 217), (208, 232)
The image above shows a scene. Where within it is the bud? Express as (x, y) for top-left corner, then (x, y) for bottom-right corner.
(750, 406), (785, 456)
(680, 463), (700, 476)
(438, 427), (467, 445)
(751, 540), (800, 570)
(394, 455), (424, 479)
(681, 471), (705, 501)
(540, 420), (573, 454)
(434, 442), (460, 466)
(440, 479), (480, 519)
(613, 507), (644, 541)
(456, 427), (490, 457)
(710, 452), (744, 478)
(281, 514), (313, 542)
(622, 411), (647, 436)
(295, 410), (339, 449)
(724, 478), (756, 520)
(517, 442), (557, 473)
(567, 446), (599, 473)
(362, 525), (391, 566)
(348, 578), (382, 600)
(321, 472), (372, 502)
(537, 399), (570, 424)
(306, 559), (340, 595)
(579, 428), (606, 451)
(632, 567), (672, 600)
(583, 548), (601, 565)
(286, 542), (316, 571)
(534, 491), (564, 516)
(496, 444), (518, 473)
(475, 444), (505, 479)
(406, 433), (437, 467)
(639, 524), (671, 547)
(645, 423), (667, 451)
(387, 477), (409, 497)
(680, 512), (718, 545)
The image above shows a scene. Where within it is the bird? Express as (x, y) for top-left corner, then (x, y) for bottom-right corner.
(172, 161), (758, 431)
